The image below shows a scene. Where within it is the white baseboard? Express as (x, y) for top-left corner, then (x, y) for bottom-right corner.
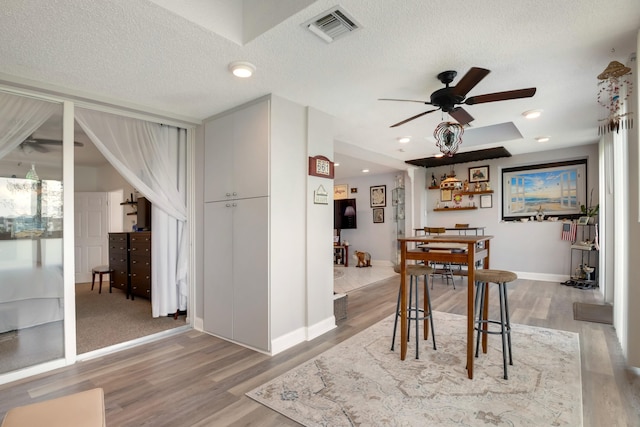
(270, 326), (307, 356)
(512, 271), (568, 283)
(307, 316), (337, 340)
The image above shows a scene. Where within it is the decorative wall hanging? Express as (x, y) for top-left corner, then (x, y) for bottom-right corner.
(308, 155), (334, 179)
(597, 60), (633, 135)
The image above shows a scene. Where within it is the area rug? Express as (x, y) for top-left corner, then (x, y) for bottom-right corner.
(573, 302), (613, 324)
(247, 312), (582, 426)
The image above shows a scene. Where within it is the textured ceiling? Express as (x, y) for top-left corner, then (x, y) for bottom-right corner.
(0, 0), (638, 178)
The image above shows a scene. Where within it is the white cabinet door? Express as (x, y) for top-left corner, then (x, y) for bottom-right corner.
(204, 100), (269, 202)
(233, 100), (269, 200)
(204, 114), (234, 203)
(203, 197), (269, 350)
(203, 201), (234, 339)
(232, 196), (269, 350)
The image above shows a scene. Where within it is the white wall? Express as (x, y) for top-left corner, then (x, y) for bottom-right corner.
(621, 37), (640, 367)
(418, 145), (598, 279)
(270, 95), (307, 341)
(305, 106), (336, 340)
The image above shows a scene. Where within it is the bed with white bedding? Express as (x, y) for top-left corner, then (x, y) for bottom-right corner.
(0, 265), (64, 333)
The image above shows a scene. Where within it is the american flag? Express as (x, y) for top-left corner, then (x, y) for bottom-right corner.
(561, 222), (577, 241)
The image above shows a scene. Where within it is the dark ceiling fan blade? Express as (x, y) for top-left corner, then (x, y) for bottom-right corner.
(390, 108), (440, 128)
(378, 98), (433, 104)
(448, 107), (475, 126)
(465, 88), (537, 105)
(32, 139), (85, 147)
(450, 67), (490, 97)
(24, 142), (50, 153)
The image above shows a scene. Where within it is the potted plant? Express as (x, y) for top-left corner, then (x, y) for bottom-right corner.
(580, 189), (599, 224)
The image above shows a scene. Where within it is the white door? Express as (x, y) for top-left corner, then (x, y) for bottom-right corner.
(74, 192), (109, 283)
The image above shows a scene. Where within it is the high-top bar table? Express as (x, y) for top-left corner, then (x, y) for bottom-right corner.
(398, 234), (493, 379)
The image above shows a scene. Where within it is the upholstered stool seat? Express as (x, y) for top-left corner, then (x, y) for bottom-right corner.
(91, 265), (111, 294)
(391, 264), (436, 359)
(1, 388), (106, 427)
(474, 269), (518, 379)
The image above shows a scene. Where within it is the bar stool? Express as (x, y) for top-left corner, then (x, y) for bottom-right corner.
(91, 265), (111, 294)
(473, 269), (518, 379)
(391, 264), (436, 359)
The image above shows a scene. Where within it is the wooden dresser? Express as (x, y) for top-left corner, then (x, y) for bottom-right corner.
(108, 231), (152, 299)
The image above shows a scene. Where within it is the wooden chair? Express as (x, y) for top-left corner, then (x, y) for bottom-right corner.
(423, 227), (456, 288)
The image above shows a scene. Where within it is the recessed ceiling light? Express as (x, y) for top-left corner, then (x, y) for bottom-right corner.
(523, 109), (542, 119)
(228, 61), (256, 78)
(434, 153), (444, 158)
(397, 136), (411, 143)
(334, 162), (340, 167)
(362, 169), (369, 173)
(535, 136), (550, 142)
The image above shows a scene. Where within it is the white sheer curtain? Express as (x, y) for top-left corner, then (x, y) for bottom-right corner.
(0, 92), (59, 159)
(75, 108), (188, 317)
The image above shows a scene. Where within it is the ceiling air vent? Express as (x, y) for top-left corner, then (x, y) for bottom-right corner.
(304, 6), (360, 43)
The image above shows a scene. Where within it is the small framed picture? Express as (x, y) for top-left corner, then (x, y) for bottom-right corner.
(350, 187), (358, 193)
(334, 184), (348, 200)
(480, 194), (492, 208)
(440, 188), (452, 202)
(370, 185), (386, 207)
(469, 165), (490, 183)
(577, 216), (590, 225)
(373, 208), (384, 223)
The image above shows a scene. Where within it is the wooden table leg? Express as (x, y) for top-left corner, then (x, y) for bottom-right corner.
(400, 243), (407, 360)
(466, 242), (474, 379)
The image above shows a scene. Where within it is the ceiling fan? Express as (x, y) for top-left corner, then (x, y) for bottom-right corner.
(380, 67), (536, 127)
(20, 135), (84, 153)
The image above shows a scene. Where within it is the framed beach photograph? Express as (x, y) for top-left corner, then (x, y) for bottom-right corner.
(370, 185), (386, 207)
(501, 159), (587, 220)
(469, 165), (490, 183)
(373, 208), (384, 223)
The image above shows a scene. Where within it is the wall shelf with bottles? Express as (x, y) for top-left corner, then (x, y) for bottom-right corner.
(433, 207), (478, 212)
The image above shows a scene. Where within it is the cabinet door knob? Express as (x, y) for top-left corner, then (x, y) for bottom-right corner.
(226, 193), (231, 197)
(225, 203), (231, 207)
(232, 192), (237, 196)
(232, 203), (237, 207)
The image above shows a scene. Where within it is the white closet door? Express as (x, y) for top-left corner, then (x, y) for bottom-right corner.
(74, 192), (108, 283)
(203, 201), (234, 339)
(232, 100), (269, 199)
(232, 196), (269, 350)
(203, 114), (234, 203)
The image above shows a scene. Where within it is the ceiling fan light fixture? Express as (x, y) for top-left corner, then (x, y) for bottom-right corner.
(535, 136), (550, 143)
(523, 109), (542, 119)
(434, 121), (464, 157)
(228, 61), (256, 78)
(25, 163), (39, 181)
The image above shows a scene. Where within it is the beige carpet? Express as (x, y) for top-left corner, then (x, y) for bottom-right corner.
(573, 302), (613, 325)
(248, 312), (583, 426)
(75, 282), (185, 354)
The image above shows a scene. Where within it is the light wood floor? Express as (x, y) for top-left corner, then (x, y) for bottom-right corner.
(0, 276), (639, 426)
